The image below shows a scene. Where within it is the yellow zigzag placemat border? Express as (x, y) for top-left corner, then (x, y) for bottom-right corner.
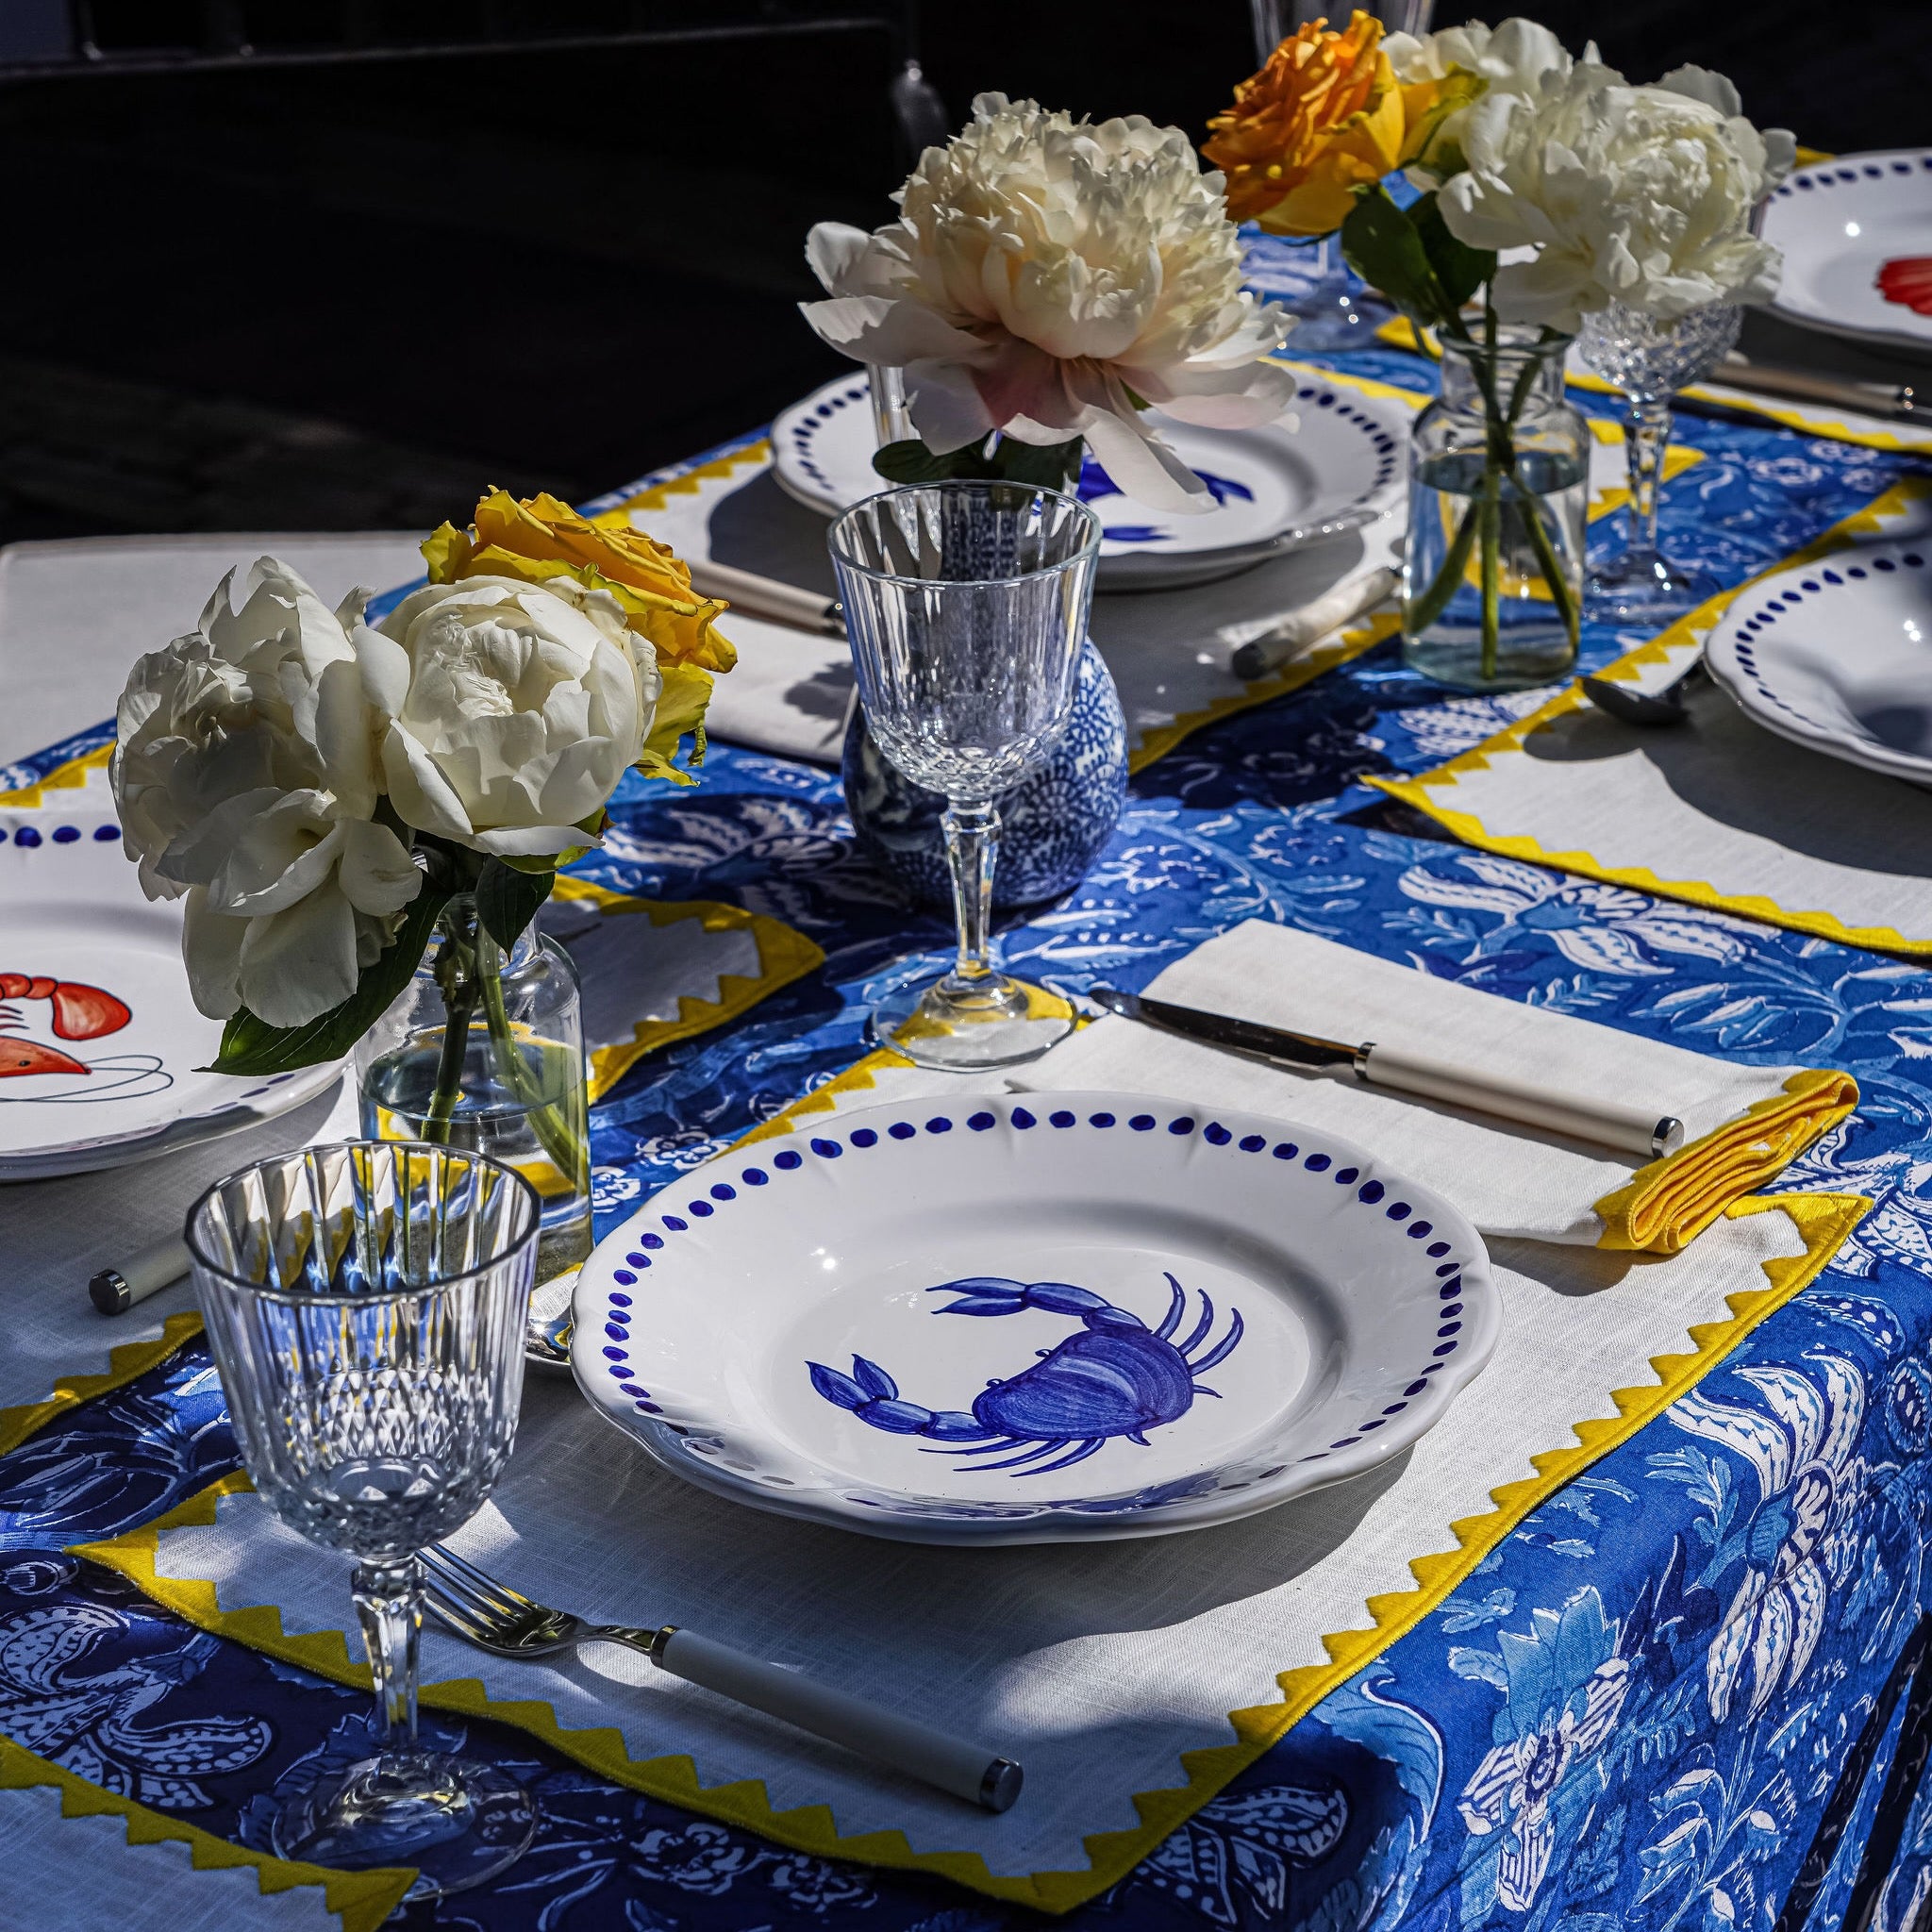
(1374, 312), (1932, 456)
(0, 892), (821, 1464)
(0, 1736), (413, 1932)
(0, 1313), (206, 1463)
(548, 881), (824, 1100)
(0, 741), (114, 808)
(73, 1189), (1866, 1916)
(1368, 475), (1932, 956)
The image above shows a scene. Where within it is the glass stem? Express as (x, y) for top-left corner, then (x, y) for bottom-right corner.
(1624, 395), (1673, 564)
(353, 1557), (423, 1760)
(940, 800), (999, 995)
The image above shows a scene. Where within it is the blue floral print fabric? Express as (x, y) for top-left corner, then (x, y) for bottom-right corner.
(5, 312), (1932, 1928)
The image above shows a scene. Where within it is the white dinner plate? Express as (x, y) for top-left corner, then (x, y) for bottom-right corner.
(571, 1091), (1497, 1544)
(1760, 150), (1932, 356)
(769, 372), (1407, 590)
(1705, 541), (1932, 785)
(0, 808), (340, 1179)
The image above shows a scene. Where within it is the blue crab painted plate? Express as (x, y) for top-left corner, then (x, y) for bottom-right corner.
(570, 1091), (1498, 1544)
(769, 373), (1407, 591)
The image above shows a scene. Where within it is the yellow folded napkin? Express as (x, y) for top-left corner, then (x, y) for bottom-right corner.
(1020, 922), (1856, 1254)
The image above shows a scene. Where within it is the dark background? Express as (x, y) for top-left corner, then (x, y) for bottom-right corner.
(0, 0), (1924, 544)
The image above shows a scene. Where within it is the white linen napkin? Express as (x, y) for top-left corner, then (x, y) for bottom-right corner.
(1019, 921), (1855, 1251)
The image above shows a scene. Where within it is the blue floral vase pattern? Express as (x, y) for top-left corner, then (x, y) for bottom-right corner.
(841, 635), (1127, 909)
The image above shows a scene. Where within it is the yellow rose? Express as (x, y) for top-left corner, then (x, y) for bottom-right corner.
(1205, 10), (1472, 237)
(423, 490), (736, 785)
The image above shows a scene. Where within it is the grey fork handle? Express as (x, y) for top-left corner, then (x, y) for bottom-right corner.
(646, 1626), (1021, 1812)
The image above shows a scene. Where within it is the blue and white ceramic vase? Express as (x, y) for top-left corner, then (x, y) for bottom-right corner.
(841, 636), (1128, 911)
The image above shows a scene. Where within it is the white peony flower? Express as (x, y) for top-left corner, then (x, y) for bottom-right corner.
(112, 558), (422, 1027)
(1383, 17), (1575, 187)
(360, 574), (658, 859)
(1439, 60), (1790, 330)
(800, 92), (1296, 514)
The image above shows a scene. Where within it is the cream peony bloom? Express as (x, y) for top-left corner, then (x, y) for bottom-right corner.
(361, 575), (658, 858)
(112, 558), (422, 1027)
(1439, 60), (1790, 329)
(1382, 17), (1574, 187)
(801, 93), (1295, 513)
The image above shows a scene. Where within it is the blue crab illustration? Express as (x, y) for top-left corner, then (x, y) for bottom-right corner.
(808, 1274), (1244, 1477)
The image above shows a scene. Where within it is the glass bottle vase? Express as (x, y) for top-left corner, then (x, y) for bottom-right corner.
(354, 895), (591, 1310)
(1403, 328), (1588, 692)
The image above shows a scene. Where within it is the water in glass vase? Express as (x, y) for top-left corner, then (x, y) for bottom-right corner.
(359, 1029), (591, 1290)
(1405, 447), (1589, 691)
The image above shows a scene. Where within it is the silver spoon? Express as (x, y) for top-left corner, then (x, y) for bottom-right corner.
(1580, 657), (1707, 728)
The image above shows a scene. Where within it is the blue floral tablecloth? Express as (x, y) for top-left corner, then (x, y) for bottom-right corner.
(7, 306), (1932, 1930)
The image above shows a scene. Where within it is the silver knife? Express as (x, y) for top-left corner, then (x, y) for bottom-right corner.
(1089, 986), (1684, 1160)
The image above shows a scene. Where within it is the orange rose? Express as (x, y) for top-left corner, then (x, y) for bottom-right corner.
(1206, 10), (1465, 238)
(425, 489), (736, 675)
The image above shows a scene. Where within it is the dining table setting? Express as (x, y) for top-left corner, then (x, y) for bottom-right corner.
(7, 11), (1932, 1932)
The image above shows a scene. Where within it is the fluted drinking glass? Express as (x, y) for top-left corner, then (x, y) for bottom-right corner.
(829, 481), (1101, 1070)
(1578, 299), (1742, 624)
(187, 1141), (541, 1902)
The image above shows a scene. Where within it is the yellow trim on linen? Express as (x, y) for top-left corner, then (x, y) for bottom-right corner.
(1591, 1069), (1859, 1254)
(1127, 611), (1402, 774)
(0, 1736), (413, 1932)
(603, 441), (774, 520)
(1374, 311), (1932, 455)
(547, 879), (824, 1100)
(0, 1313), (207, 1461)
(0, 741), (114, 807)
(73, 1189), (1867, 1914)
(1367, 475), (1932, 957)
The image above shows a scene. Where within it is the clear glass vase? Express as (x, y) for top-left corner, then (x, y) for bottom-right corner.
(354, 896), (591, 1341)
(1403, 328), (1589, 692)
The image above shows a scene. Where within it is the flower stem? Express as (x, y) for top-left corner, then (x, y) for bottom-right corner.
(422, 923), (478, 1143)
(476, 932), (588, 1188)
(1478, 460), (1502, 681)
(1407, 489), (1482, 638)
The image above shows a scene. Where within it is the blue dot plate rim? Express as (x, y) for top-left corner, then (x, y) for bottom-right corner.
(570, 1090), (1499, 1547)
(766, 372), (1409, 591)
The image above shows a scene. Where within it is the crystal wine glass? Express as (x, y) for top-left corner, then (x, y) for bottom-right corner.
(187, 1140), (541, 1901)
(828, 481), (1101, 1070)
(1578, 299), (1742, 624)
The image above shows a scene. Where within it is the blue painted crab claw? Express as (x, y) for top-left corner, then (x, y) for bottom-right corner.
(930, 1277), (1129, 1324)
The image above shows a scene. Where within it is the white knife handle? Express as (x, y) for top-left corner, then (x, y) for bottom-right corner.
(1358, 1043), (1683, 1160)
(652, 1627), (1022, 1811)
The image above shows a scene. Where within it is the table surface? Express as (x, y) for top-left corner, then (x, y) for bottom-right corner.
(7, 287), (1932, 1932)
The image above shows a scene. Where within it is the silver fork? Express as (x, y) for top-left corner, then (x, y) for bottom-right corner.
(418, 1544), (1022, 1812)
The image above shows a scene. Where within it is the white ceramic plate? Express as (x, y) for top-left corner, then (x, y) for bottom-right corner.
(1760, 150), (1932, 356)
(769, 372), (1407, 590)
(0, 808), (340, 1178)
(571, 1091), (1497, 1544)
(1705, 540), (1932, 785)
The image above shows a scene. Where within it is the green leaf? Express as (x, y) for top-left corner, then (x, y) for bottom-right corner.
(205, 882), (453, 1076)
(872, 439), (961, 484)
(475, 857), (554, 951)
(991, 436), (1083, 491)
(1410, 191), (1494, 315)
(1341, 187), (1451, 329)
